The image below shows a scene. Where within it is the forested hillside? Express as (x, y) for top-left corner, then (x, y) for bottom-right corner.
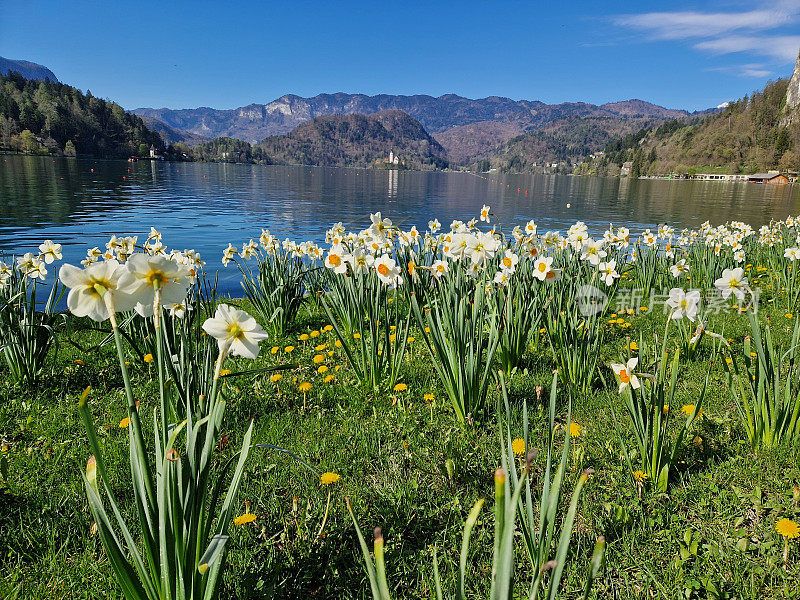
(585, 79), (799, 176)
(0, 72), (166, 158)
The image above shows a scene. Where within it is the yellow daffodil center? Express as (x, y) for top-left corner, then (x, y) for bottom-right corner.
(90, 279), (112, 298)
(619, 369), (630, 383)
(377, 264), (390, 276)
(329, 254), (341, 267)
(227, 323), (244, 340)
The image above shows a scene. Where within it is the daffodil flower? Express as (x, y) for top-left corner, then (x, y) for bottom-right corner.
(610, 358), (641, 394)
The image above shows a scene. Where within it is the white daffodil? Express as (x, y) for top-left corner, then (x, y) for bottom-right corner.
(670, 258), (689, 278)
(222, 243), (238, 266)
(369, 212), (392, 239)
(16, 253), (46, 280)
(430, 259), (448, 279)
(374, 254), (403, 287)
(59, 260), (138, 322)
(38, 240), (62, 264)
(500, 249), (519, 273)
(785, 247), (800, 261)
(714, 267), (748, 300)
(532, 256), (555, 281)
(493, 270), (511, 286)
(428, 218), (441, 233)
(169, 302), (191, 319)
(581, 239), (606, 266)
(480, 204), (490, 223)
(122, 254), (191, 317)
(324, 244), (348, 274)
(202, 304), (268, 360)
(610, 358), (641, 394)
(598, 260), (620, 286)
(665, 288), (701, 321)
(345, 247), (373, 275)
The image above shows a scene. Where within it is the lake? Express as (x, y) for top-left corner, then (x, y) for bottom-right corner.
(1, 155), (799, 294)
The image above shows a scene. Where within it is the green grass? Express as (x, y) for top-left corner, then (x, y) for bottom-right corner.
(1, 298), (800, 599)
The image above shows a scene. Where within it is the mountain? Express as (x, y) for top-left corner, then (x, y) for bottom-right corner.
(139, 115), (209, 146)
(584, 75), (799, 176)
(0, 57), (58, 82)
(0, 72), (166, 158)
(482, 115), (663, 173)
(783, 51), (800, 125)
(133, 94), (694, 160)
(256, 110), (447, 169)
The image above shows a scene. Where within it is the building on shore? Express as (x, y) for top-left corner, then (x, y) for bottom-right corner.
(747, 172), (790, 184)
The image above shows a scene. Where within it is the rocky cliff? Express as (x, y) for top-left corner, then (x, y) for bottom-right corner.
(783, 51), (800, 125)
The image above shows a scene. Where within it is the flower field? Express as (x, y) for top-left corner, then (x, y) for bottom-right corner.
(2, 209), (800, 599)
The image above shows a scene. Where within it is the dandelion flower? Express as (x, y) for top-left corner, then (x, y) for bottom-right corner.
(512, 438), (526, 456)
(270, 346), (279, 354)
(321, 472), (340, 485)
(143, 353), (154, 364)
(313, 354), (325, 364)
(324, 374), (335, 383)
(393, 383), (408, 392)
(298, 382), (312, 392)
(310, 330), (320, 338)
(119, 417), (131, 428)
(629, 342), (639, 351)
(776, 519), (799, 539)
(219, 369), (231, 376)
(569, 423), (582, 437)
(299, 333), (310, 341)
(233, 513), (256, 526)
(681, 404), (704, 418)
(323, 325), (333, 332)
(423, 393), (435, 402)
(270, 373), (282, 383)
(633, 470), (648, 483)
(284, 345), (295, 353)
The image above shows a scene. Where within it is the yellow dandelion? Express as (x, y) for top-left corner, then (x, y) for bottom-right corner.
(681, 404), (704, 417)
(787, 313), (794, 319)
(407, 336), (415, 342)
(119, 417), (131, 428)
(569, 422), (582, 437)
(315, 343), (328, 351)
(317, 365), (329, 374)
(639, 306), (648, 312)
(512, 438), (526, 456)
(334, 365), (341, 371)
(777, 518), (800, 539)
(144, 353), (154, 364)
(323, 325), (333, 332)
(284, 345), (295, 353)
(270, 346), (279, 354)
(423, 393), (435, 402)
(298, 382), (312, 393)
(313, 354), (325, 364)
(233, 513), (256, 526)
(633, 470), (648, 483)
(270, 373), (282, 383)
(539, 327), (546, 334)
(629, 342), (639, 351)
(320, 472), (340, 485)
(335, 339), (342, 348)
(310, 330), (320, 338)
(393, 383), (408, 392)
(299, 333), (310, 341)
(353, 333), (361, 339)
(219, 369), (231, 376)
(324, 374), (335, 383)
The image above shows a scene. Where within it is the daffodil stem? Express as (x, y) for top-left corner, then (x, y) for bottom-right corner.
(209, 341), (231, 405)
(103, 292), (155, 505)
(315, 487), (332, 542)
(152, 286), (168, 440)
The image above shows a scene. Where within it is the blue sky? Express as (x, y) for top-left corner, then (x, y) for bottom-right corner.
(1, 1), (799, 111)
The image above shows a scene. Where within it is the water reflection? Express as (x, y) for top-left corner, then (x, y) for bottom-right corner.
(1, 155), (798, 294)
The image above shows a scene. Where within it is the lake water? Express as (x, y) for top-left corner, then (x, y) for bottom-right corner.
(1, 155), (799, 294)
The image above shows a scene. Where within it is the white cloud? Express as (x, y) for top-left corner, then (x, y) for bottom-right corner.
(613, 1), (800, 66)
(695, 35), (800, 61)
(614, 9), (790, 41)
(707, 63), (775, 78)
